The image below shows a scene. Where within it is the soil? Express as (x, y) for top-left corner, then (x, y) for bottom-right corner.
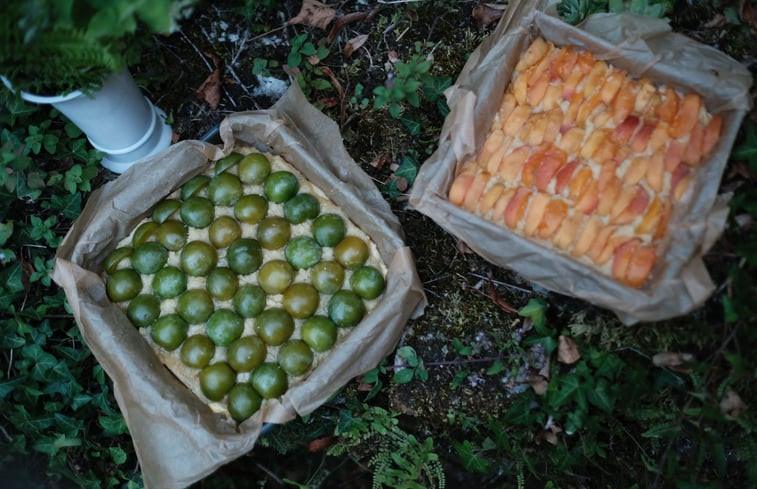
(118, 1), (757, 487)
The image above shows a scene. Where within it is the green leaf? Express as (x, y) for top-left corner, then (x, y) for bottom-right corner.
(453, 338), (472, 356)
(311, 78), (331, 90)
(300, 42), (316, 56)
(252, 58), (268, 75)
(548, 373), (580, 409)
(732, 122), (757, 172)
(388, 102), (401, 118)
(486, 360), (505, 376)
(22, 344), (58, 380)
(400, 115), (422, 136)
(109, 446), (128, 465)
(519, 297), (549, 332)
(3, 263), (24, 294)
(287, 51), (302, 68)
(0, 221), (13, 246)
(393, 368), (415, 384)
(586, 378), (615, 413)
(451, 370), (468, 389)
(406, 91), (420, 108)
(49, 192), (83, 220)
(641, 422), (682, 438)
(99, 414), (128, 435)
(396, 346), (419, 367)
(415, 366), (429, 382)
(394, 156), (419, 186)
(452, 440), (491, 473)
(0, 376), (25, 398)
(723, 295), (739, 323)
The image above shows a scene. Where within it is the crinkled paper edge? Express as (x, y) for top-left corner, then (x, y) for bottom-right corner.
(410, 0), (752, 324)
(53, 83), (425, 489)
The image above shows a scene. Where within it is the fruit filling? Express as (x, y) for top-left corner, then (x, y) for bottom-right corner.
(103, 150), (387, 422)
(448, 37), (722, 288)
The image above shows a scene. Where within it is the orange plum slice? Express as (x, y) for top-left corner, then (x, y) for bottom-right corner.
(669, 93), (701, 139)
(449, 172), (475, 206)
(537, 199), (569, 239)
(504, 187), (532, 229)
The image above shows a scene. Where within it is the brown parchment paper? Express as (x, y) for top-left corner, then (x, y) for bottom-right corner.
(52, 83), (425, 489)
(409, 0), (752, 324)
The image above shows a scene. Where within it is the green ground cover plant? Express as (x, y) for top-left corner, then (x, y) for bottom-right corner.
(1, 1), (756, 488)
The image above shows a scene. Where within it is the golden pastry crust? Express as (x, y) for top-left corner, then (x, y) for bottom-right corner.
(448, 37), (723, 288)
(104, 147), (387, 419)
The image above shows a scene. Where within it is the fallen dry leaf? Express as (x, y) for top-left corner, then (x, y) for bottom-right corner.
(356, 381), (373, 392)
(320, 67), (343, 99)
(473, 3), (507, 29)
(529, 374), (549, 395)
(369, 154), (390, 170)
(720, 389), (747, 417)
(327, 11), (371, 42)
(557, 335), (581, 365)
(288, 0), (336, 30)
(536, 423), (562, 445)
(394, 176), (408, 192)
(652, 352), (695, 372)
(316, 96), (340, 109)
(740, 0), (757, 33)
(344, 34), (369, 58)
(703, 13), (727, 29)
(538, 355), (551, 380)
(308, 436), (335, 452)
(387, 50), (399, 63)
(486, 274), (519, 314)
(456, 239), (474, 255)
(196, 52), (223, 109)
(196, 70), (222, 109)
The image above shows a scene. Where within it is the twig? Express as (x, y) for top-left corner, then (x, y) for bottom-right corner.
(249, 24), (287, 43)
(387, 356), (504, 370)
(469, 272), (533, 294)
(0, 425), (13, 443)
(179, 30), (213, 71)
(254, 461), (285, 485)
(6, 348), (13, 379)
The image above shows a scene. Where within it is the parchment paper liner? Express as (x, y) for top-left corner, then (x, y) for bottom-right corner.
(409, 0), (752, 324)
(52, 84), (425, 489)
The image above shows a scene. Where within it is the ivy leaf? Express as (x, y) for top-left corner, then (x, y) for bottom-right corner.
(0, 377), (25, 399)
(519, 298), (553, 335)
(400, 115), (422, 136)
(548, 373), (580, 409)
(99, 414), (128, 435)
(452, 440), (491, 473)
(641, 422), (682, 438)
(732, 121), (757, 173)
(2, 262), (24, 294)
(394, 156), (419, 187)
(586, 378), (615, 413)
(49, 192), (83, 220)
(0, 221), (12, 246)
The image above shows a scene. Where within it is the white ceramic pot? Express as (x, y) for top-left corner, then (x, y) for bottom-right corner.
(4, 68), (172, 173)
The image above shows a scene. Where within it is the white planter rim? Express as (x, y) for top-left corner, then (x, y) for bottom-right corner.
(1, 75), (84, 103)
